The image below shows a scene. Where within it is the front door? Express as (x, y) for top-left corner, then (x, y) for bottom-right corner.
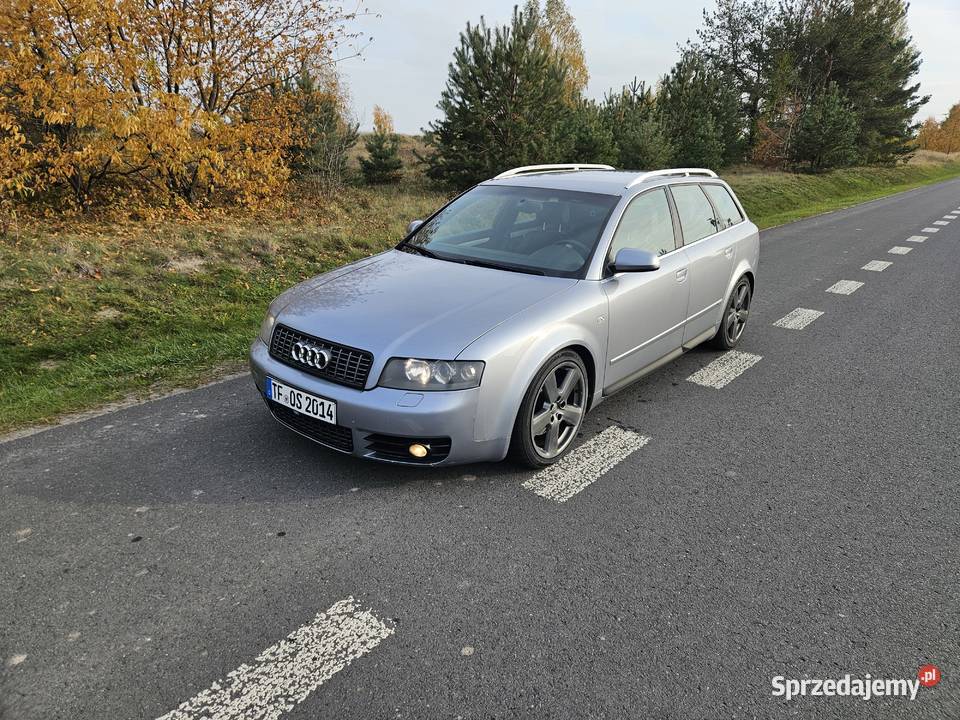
(601, 188), (691, 391)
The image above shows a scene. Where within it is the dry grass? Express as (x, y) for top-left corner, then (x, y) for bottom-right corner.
(907, 149), (960, 165)
(0, 182), (449, 431)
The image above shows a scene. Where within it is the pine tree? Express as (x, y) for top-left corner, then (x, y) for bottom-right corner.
(657, 52), (743, 168)
(423, 7), (571, 188)
(286, 63), (359, 189)
(789, 82), (860, 170)
(600, 79), (673, 169)
(360, 106), (403, 184)
(563, 99), (618, 166)
(697, 0), (777, 149)
(696, 0), (928, 166)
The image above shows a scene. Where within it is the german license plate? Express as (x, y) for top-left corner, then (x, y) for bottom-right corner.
(265, 377), (337, 425)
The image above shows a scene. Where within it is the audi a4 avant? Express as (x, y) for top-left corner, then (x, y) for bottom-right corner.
(250, 165), (759, 467)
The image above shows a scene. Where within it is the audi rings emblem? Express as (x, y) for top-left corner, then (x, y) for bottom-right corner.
(292, 341), (332, 369)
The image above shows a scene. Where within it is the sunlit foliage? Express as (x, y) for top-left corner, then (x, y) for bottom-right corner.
(0, 0), (362, 208)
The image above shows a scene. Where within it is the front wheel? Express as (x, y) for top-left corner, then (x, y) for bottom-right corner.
(509, 350), (588, 468)
(711, 275), (752, 350)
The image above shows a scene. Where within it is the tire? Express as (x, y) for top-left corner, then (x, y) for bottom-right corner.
(710, 275), (752, 350)
(509, 350), (588, 468)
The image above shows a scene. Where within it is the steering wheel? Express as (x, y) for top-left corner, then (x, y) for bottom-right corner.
(559, 240), (588, 259)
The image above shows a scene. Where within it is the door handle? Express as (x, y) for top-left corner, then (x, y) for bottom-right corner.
(676, 268), (688, 282)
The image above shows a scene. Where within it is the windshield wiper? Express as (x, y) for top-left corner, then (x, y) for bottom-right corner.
(456, 258), (545, 276)
(398, 241), (441, 259)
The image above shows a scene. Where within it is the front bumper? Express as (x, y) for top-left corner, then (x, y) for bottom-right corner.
(249, 340), (509, 465)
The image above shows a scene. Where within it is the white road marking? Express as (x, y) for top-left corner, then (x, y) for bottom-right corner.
(945, 215), (957, 220)
(521, 426), (650, 503)
(156, 597), (393, 720)
(922, 227), (939, 233)
(862, 260), (892, 271)
(826, 280), (864, 295)
(773, 308), (824, 330)
(888, 246), (912, 254)
(933, 220), (949, 226)
(686, 350), (763, 390)
(906, 235), (927, 243)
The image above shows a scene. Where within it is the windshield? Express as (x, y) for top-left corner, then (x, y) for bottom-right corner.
(401, 185), (620, 278)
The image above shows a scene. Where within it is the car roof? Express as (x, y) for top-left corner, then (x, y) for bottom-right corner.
(480, 169), (725, 197)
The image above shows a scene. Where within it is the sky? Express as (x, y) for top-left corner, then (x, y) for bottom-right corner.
(337, 0), (960, 135)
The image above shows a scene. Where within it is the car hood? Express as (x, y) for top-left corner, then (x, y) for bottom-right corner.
(275, 249), (577, 363)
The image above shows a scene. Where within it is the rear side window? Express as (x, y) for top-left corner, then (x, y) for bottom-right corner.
(610, 188), (676, 257)
(671, 184), (717, 244)
(703, 184), (744, 229)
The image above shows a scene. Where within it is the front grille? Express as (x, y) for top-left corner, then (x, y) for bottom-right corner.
(268, 400), (354, 453)
(362, 433), (452, 464)
(269, 324), (373, 389)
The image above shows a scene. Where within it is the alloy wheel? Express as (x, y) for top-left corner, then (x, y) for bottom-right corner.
(530, 361), (585, 459)
(724, 279), (752, 345)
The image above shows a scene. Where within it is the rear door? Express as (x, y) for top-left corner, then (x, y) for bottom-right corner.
(601, 187), (690, 391)
(669, 183), (736, 344)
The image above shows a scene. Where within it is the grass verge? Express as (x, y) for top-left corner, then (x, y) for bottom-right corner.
(2, 162), (959, 433)
(729, 162), (960, 228)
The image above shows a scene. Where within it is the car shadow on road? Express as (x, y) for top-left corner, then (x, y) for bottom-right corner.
(2, 392), (529, 508)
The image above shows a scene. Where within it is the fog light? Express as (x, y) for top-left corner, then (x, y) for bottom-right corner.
(408, 443), (429, 458)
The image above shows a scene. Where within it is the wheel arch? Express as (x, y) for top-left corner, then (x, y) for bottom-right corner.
(467, 326), (606, 446)
(563, 343), (598, 411)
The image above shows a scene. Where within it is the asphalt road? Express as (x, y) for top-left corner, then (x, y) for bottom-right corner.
(3, 179), (960, 720)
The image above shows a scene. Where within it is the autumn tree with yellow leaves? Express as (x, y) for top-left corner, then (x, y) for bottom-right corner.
(524, 0), (588, 102)
(917, 105), (960, 154)
(0, 0), (362, 209)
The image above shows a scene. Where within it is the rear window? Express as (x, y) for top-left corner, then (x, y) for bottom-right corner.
(703, 184), (744, 229)
(671, 184), (717, 244)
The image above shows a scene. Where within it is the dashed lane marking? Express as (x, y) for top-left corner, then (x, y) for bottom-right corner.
(686, 350), (763, 390)
(156, 597), (393, 720)
(773, 308), (824, 330)
(906, 235), (927, 243)
(933, 220), (950, 226)
(945, 215), (957, 220)
(922, 227), (940, 233)
(521, 426), (651, 503)
(888, 246), (912, 255)
(826, 280), (864, 295)
(862, 260), (892, 272)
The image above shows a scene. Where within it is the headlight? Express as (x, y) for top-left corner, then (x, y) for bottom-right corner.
(259, 310), (277, 344)
(379, 358), (484, 391)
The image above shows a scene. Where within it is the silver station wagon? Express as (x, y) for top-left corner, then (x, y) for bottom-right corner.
(249, 165), (759, 467)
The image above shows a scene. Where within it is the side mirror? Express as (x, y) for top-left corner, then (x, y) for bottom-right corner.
(406, 219), (424, 235)
(611, 247), (661, 273)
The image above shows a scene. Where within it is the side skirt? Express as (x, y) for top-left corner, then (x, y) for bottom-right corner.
(600, 326), (718, 397)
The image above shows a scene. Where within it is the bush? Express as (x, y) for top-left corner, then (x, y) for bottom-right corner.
(0, 0), (361, 208)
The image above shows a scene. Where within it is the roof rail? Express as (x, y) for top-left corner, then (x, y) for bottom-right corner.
(625, 168), (718, 189)
(494, 163), (615, 179)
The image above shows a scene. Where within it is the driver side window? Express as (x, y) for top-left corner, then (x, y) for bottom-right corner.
(610, 189), (677, 258)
